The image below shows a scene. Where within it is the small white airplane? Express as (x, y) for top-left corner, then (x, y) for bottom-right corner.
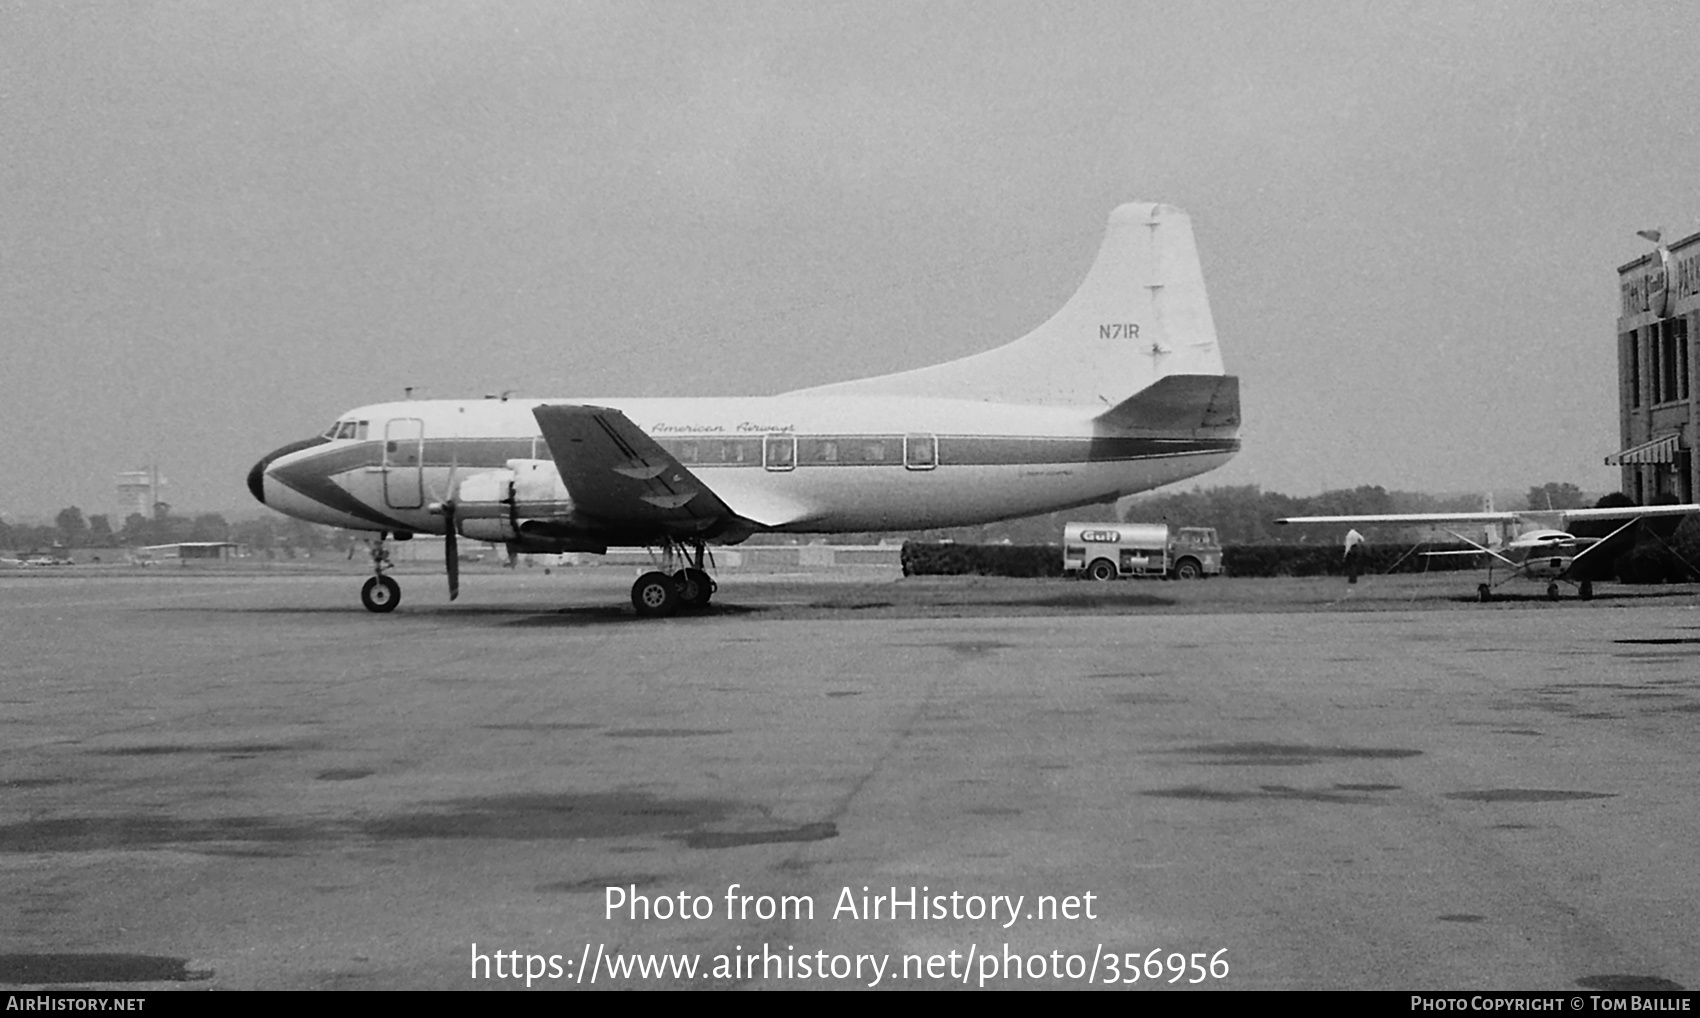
(1274, 504), (1700, 601)
(249, 202), (1242, 615)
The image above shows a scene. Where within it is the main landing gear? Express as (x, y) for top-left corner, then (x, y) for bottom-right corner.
(630, 541), (718, 618)
(360, 534), (400, 613)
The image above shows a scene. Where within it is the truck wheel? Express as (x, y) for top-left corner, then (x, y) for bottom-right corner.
(1086, 559), (1117, 582)
(1173, 558), (1203, 580)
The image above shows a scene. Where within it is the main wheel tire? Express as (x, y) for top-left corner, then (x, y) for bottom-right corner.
(1173, 558), (1203, 580)
(1477, 583), (1492, 603)
(632, 571), (681, 617)
(361, 575), (401, 613)
(1546, 582), (1560, 601)
(1086, 559), (1117, 582)
(1579, 580), (1594, 600)
(673, 567), (715, 607)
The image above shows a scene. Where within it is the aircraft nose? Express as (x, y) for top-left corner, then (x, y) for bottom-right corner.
(247, 458), (268, 504)
(248, 436), (332, 506)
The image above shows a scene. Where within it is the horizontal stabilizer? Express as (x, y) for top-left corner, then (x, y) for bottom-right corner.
(1095, 374), (1240, 433)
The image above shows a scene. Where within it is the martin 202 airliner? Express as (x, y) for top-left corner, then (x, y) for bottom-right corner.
(249, 202), (1242, 616)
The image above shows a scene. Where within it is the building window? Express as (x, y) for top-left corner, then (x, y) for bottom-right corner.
(1675, 317), (1690, 401)
(1651, 326), (1664, 403)
(1661, 319), (1681, 403)
(1626, 331), (1641, 408)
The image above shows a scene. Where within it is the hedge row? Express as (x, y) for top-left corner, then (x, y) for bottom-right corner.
(899, 541), (1698, 581)
(900, 543), (1062, 578)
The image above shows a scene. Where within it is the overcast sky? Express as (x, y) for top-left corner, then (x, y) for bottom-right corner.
(4, 1), (1697, 521)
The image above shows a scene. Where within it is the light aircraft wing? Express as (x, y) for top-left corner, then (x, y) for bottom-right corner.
(1275, 513), (1520, 526)
(1558, 504), (1700, 524)
(531, 404), (737, 531)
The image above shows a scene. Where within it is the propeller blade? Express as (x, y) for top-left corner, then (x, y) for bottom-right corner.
(444, 502), (460, 601)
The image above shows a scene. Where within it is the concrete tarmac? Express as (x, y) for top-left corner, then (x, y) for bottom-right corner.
(3, 567), (1698, 990)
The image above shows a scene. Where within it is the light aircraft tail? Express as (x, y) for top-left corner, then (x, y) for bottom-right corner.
(791, 202), (1228, 409)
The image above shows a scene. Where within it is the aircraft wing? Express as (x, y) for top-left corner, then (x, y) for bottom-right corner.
(531, 404), (738, 532)
(1559, 504), (1700, 524)
(1275, 513), (1520, 526)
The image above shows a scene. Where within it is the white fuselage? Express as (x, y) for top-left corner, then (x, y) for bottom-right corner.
(257, 393), (1238, 542)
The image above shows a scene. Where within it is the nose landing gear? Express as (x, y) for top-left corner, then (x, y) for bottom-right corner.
(362, 574), (401, 612)
(360, 534), (400, 613)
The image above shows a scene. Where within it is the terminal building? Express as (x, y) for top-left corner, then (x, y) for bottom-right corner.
(1615, 234), (1700, 503)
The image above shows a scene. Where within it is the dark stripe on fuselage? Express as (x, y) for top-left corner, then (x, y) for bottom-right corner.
(269, 443), (420, 531)
(280, 434), (1238, 477)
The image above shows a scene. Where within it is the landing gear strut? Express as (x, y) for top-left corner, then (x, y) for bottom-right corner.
(360, 534), (400, 613)
(630, 539), (718, 617)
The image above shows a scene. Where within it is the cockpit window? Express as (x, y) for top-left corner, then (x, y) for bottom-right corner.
(324, 420), (363, 440)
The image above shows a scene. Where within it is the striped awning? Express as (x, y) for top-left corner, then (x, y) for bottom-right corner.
(1606, 433), (1683, 465)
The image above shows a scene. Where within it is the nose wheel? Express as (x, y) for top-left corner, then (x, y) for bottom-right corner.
(362, 574), (401, 613)
(359, 534), (400, 613)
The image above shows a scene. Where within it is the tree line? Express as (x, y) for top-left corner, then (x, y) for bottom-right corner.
(0, 505), (354, 557)
(0, 480), (1655, 556)
(901, 481), (1601, 547)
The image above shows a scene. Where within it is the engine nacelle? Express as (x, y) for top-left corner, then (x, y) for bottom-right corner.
(454, 459), (572, 516)
(449, 460), (591, 547)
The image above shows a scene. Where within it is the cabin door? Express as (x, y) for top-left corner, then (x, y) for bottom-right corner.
(384, 418), (425, 509)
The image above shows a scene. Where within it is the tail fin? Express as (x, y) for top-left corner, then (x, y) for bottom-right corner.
(791, 202), (1226, 406)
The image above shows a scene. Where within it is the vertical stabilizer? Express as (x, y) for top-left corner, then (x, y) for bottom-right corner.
(790, 203), (1225, 406)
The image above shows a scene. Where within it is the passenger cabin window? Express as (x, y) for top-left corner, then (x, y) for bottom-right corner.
(655, 438), (763, 466)
(764, 435), (796, 471)
(904, 434), (938, 470)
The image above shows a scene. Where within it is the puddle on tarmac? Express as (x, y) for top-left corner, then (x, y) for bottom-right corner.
(315, 769), (373, 781)
(0, 954), (209, 984)
(1575, 974), (1685, 990)
(366, 792), (733, 841)
(1444, 790), (1615, 803)
(1144, 784), (1384, 805)
(603, 729), (732, 738)
(89, 743), (304, 756)
(1180, 743), (1422, 766)
(684, 821), (837, 849)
